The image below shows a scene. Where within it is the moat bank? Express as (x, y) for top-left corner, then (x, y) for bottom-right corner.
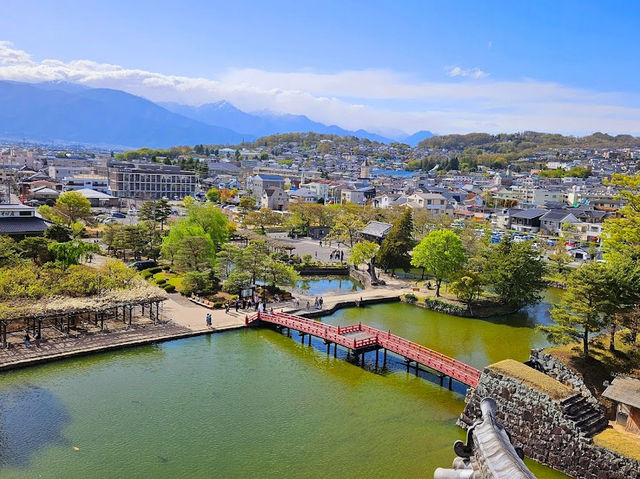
(0, 300), (566, 479)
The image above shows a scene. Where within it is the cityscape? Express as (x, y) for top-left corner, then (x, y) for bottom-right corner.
(0, 2), (639, 479)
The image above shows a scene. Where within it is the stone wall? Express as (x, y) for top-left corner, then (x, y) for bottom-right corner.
(529, 349), (597, 405)
(460, 365), (640, 479)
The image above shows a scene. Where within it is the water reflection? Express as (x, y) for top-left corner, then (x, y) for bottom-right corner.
(0, 386), (71, 468)
(295, 276), (363, 296)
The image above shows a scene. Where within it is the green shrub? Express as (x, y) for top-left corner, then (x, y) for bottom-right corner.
(422, 297), (467, 315)
(404, 293), (417, 302)
(147, 267), (162, 275)
(213, 301), (223, 309)
(162, 265), (171, 271)
(156, 278), (167, 285)
(141, 270), (153, 279)
(162, 284), (176, 293)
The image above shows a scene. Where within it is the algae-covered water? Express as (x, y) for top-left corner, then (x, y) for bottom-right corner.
(0, 294), (569, 479)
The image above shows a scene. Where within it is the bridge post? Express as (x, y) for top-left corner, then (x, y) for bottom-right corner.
(334, 343), (338, 358)
(449, 376), (453, 390)
(405, 359), (410, 373)
(415, 362), (420, 376)
(326, 342), (330, 354)
(308, 334), (312, 346)
(440, 375), (444, 387)
(375, 348), (379, 369)
(383, 348), (387, 367)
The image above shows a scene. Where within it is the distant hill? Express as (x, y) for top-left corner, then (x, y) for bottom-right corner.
(161, 101), (396, 143)
(418, 131), (640, 151)
(0, 81), (251, 148)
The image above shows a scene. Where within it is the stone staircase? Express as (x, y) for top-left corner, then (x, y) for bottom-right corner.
(560, 393), (608, 437)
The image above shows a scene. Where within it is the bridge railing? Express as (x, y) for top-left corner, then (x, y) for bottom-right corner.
(248, 312), (481, 387)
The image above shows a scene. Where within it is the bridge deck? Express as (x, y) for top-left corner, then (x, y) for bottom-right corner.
(247, 311), (481, 388)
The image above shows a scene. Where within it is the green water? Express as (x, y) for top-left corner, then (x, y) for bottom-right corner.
(0, 293), (569, 479)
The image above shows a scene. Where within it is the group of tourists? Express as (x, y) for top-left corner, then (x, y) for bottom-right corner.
(329, 250), (344, 262)
(314, 297), (324, 309)
(23, 331), (41, 348)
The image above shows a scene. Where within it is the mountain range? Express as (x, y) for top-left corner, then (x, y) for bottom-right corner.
(0, 81), (433, 148)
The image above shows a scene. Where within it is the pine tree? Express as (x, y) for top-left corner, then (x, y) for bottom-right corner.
(376, 208), (414, 274)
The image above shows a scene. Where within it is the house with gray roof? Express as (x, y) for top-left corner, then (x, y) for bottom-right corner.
(360, 221), (392, 244)
(540, 209), (579, 235)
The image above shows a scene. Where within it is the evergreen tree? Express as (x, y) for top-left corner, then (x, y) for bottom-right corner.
(376, 208), (413, 274)
(488, 237), (547, 310)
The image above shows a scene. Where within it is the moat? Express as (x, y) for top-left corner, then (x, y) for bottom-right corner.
(0, 294), (569, 479)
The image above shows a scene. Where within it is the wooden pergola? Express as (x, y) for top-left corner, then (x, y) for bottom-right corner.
(0, 286), (168, 348)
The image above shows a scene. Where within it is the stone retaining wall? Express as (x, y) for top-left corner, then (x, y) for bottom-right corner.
(529, 349), (598, 404)
(460, 367), (640, 479)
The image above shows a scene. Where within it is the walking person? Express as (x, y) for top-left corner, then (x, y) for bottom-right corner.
(319, 297), (324, 308)
(24, 332), (31, 348)
(225, 302), (230, 314)
(34, 332), (41, 347)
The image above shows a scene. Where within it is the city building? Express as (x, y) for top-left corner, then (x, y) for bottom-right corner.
(107, 161), (197, 199)
(0, 203), (50, 239)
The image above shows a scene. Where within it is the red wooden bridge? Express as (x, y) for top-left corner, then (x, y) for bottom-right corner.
(246, 311), (481, 388)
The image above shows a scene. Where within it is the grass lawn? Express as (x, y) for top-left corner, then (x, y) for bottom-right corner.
(594, 427), (640, 461)
(488, 359), (573, 401)
(545, 330), (640, 397)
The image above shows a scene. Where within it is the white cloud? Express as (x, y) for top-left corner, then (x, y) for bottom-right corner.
(445, 65), (489, 79)
(0, 41), (639, 136)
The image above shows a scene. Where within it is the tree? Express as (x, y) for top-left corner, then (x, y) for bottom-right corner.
(222, 271), (252, 294)
(215, 243), (241, 279)
(51, 191), (92, 224)
(488, 237), (547, 310)
(548, 245), (573, 276)
(182, 271), (216, 296)
(236, 240), (270, 284)
(451, 271), (484, 314)
(49, 240), (100, 268)
(0, 236), (19, 267)
(329, 211), (364, 247)
(540, 262), (610, 357)
(262, 259), (299, 287)
(175, 235), (215, 271)
(243, 208), (283, 233)
(603, 173), (640, 264)
(161, 220), (204, 265)
(350, 241), (379, 282)
(411, 229), (466, 297)
(140, 199), (172, 231)
(376, 208), (414, 275)
(185, 203), (229, 250)
(19, 237), (54, 265)
(45, 223), (72, 242)
(206, 188), (221, 203)
(238, 196), (257, 217)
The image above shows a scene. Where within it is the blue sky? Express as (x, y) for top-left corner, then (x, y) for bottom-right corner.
(1, 0), (639, 135)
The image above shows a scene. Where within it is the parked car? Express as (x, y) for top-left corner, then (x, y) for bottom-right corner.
(111, 211), (127, 218)
(127, 209), (139, 216)
(127, 260), (157, 271)
(103, 217), (117, 223)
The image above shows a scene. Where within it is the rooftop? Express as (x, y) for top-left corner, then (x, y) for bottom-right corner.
(361, 220), (393, 238)
(602, 376), (640, 409)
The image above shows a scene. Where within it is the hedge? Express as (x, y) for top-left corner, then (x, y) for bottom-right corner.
(162, 284), (176, 293)
(156, 278), (167, 286)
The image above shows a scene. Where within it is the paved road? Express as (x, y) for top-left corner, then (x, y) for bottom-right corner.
(268, 233), (351, 263)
